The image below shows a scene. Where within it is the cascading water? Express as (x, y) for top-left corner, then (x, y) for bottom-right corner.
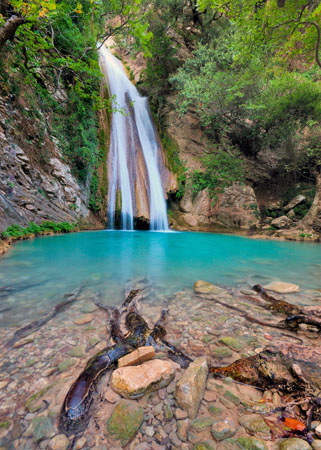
(99, 45), (169, 231)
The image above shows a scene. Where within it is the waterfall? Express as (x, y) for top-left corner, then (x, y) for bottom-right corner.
(99, 46), (169, 231)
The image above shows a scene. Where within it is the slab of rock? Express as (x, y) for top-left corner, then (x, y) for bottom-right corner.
(284, 195), (305, 211)
(175, 356), (208, 419)
(271, 215), (292, 229)
(118, 346), (155, 368)
(111, 359), (175, 399)
(194, 281), (225, 296)
(106, 399), (144, 446)
(263, 281), (299, 294)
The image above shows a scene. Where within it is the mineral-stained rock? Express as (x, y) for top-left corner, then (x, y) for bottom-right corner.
(175, 357), (208, 419)
(106, 399), (144, 446)
(194, 280), (225, 295)
(118, 346), (155, 368)
(111, 359), (175, 399)
(263, 281), (299, 294)
(271, 215), (292, 229)
(278, 438), (312, 450)
(239, 414), (271, 439)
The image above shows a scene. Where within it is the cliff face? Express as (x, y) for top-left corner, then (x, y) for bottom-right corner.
(0, 92), (101, 232)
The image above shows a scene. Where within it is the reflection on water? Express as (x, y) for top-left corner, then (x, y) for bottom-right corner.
(0, 230), (320, 326)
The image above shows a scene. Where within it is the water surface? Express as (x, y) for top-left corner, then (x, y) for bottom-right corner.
(0, 230), (320, 326)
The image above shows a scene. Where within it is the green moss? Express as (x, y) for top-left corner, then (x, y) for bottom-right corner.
(26, 383), (56, 412)
(0, 421), (10, 431)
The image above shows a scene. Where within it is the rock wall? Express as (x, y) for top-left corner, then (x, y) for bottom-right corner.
(0, 94), (101, 232)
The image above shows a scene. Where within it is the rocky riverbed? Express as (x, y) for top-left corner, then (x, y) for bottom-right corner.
(1, 280), (321, 450)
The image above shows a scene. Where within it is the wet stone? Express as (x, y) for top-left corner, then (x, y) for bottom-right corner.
(106, 399), (144, 446)
(219, 337), (242, 351)
(193, 442), (216, 450)
(30, 416), (55, 442)
(74, 314), (93, 325)
(278, 438), (312, 450)
(212, 347), (233, 359)
(81, 303), (98, 313)
(211, 417), (237, 441)
(208, 404), (223, 416)
(223, 391), (240, 406)
(69, 345), (86, 358)
(58, 358), (76, 372)
(48, 434), (69, 450)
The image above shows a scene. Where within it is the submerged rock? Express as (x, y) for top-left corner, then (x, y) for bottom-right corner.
(263, 281), (299, 293)
(111, 359), (175, 399)
(106, 399), (144, 446)
(194, 280), (225, 296)
(175, 356), (208, 419)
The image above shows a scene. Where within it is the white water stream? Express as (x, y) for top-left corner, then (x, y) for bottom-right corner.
(99, 46), (169, 230)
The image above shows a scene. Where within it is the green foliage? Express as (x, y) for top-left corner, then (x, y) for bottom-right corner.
(161, 133), (188, 199)
(1, 221), (77, 239)
(190, 149), (244, 200)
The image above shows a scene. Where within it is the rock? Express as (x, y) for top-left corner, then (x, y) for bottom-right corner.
(211, 416), (237, 441)
(239, 414), (271, 439)
(58, 358), (76, 373)
(0, 381), (8, 389)
(278, 438), (311, 450)
(118, 346), (155, 368)
(31, 416), (55, 442)
(74, 436), (87, 449)
(208, 404), (223, 416)
(191, 416), (215, 432)
(69, 345), (86, 358)
(169, 430), (182, 447)
(312, 441), (321, 450)
(271, 215), (292, 229)
(263, 281), (300, 294)
(164, 403), (173, 421)
(144, 426), (154, 437)
(219, 337), (242, 351)
(177, 419), (190, 442)
(284, 195), (306, 211)
(48, 434), (69, 450)
(80, 303), (98, 313)
(203, 391), (217, 402)
(105, 388), (121, 404)
(315, 423), (321, 437)
(212, 347), (233, 359)
(223, 390), (240, 406)
(194, 281), (225, 296)
(175, 357), (208, 419)
(236, 436), (268, 450)
(111, 359), (175, 399)
(175, 408), (188, 420)
(74, 314), (93, 325)
(192, 441), (216, 450)
(106, 399), (144, 446)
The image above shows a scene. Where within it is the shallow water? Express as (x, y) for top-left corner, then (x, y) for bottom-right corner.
(0, 230), (320, 326)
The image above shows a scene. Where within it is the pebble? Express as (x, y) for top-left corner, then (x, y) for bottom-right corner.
(175, 408), (188, 420)
(144, 426), (154, 437)
(48, 434), (69, 450)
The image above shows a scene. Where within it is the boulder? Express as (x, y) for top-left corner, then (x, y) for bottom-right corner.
(175, 357), (208, 419)
(118, 346), (155, 368)
(284, 195), (306, 211)
(106, 399), (144, 446)
(111, 359), (175, 399)
(271, 215), (292, 229)
(263, 281), (299, 294)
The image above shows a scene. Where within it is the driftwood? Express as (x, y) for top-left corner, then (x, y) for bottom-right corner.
(5, 285), (85, 348)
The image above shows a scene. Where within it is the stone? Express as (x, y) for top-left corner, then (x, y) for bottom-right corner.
(278, 438), (311, 450)
(105, 388), (121, 403)
(239, 414), (271, 439)
(175, 408), (188, 420)
(211, 417), (237, 441)
(58, 358), (76, 373)
(212, 347), (233, 359)
(219, 337), (242, 351)
(164, 403), (173, 421)
(236, 436), (268, 450)
(74, 314), (93, 325)
(31, 416), (55, 442)
(169, 430), (182, 447)
(203, 391), (217, 402)
(191, 416), (215, 432)
(175, 357), (208, 419)
(0, 381), (8, 389)
(223, 390), (240, 406)
(48, 434), (69, 450)
(106, 399), (144, 446)
(144, 426), (154, 437)
(271, 215), (292, 229)
(81, 303), (98, 313)
(74, 436), (87, 450)
(69, 345), (86, 358)
(315, 423), (321, 437)
(111, 359), (175, 399)
(312, 441), (321, 450)
(177, 419), (190, 442)
(194, 281), (225, 296)
(207, 404), (223, 416)
(263, 281), (300, 294)
(118, 346), (155, 368)
(284, 195), (306, 211)
(193, 441), (216, 450)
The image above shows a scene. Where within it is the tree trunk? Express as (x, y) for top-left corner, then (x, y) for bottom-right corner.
(0, 15), (25, 51)
(299, 172), (321, 233)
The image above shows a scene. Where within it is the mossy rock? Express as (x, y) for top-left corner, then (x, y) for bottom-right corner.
(31, 416), (55, 442)
(219, 337), (242, 351)
(224, 390), (240, 406)
(191, 416), (215, 431)
(193, 441), (216, 450)
(208, 404), (223, 416)
(25, 383), (55, 412)
(0, 421), (10, 431)
(213, 347), (233, 358)
(236, 436), (268, 450)
(58, 358), (76, 373)
(107, 399), (144, 446)
(69, 345), (86, 358)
